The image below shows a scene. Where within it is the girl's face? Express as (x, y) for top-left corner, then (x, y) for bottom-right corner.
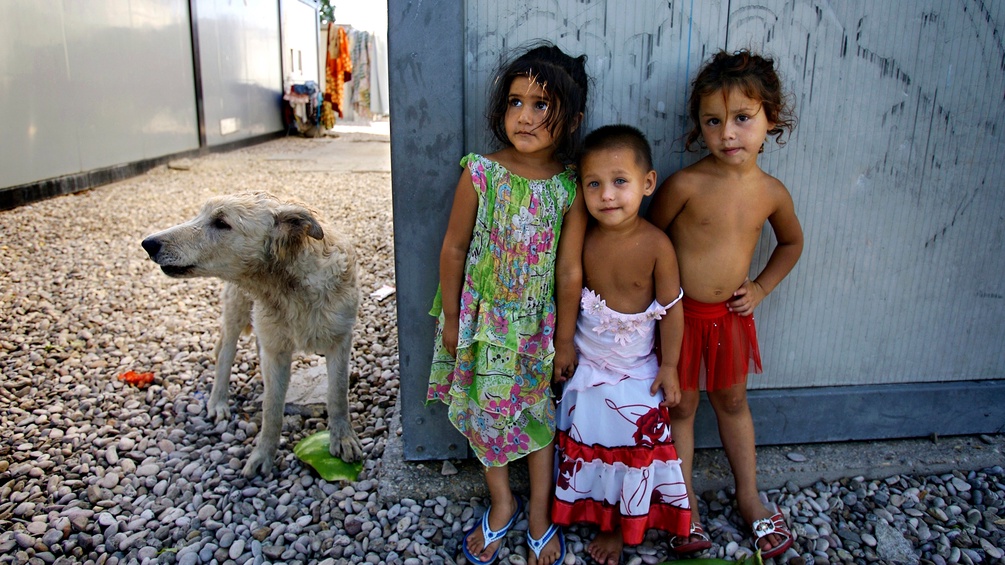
(504, 76), (559, 156)
(698, 87), (774, 167)
(580, 147), (656, 229)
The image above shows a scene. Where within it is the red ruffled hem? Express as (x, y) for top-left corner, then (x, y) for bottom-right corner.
(558, 431), (679, 468)
(552, 497), (691, 545)
(678, 296), (762, 391)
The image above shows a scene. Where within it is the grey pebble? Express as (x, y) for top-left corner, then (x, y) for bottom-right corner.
(13, 532), (35, 549)
(229, 538), (246, 559)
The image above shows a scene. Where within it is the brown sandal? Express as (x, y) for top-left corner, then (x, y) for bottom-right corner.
(669, 522), (712, 555)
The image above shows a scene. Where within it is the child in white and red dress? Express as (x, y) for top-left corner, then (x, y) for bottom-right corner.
(551, 125), (690, 565)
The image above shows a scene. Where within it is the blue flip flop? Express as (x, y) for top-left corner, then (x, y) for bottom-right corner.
(527, 523), (566, 565)
(461, 496), (524, 565)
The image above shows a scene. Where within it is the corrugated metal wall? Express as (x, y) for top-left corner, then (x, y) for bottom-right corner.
(391, 0), (1005, 458)
(462, 0), (1005, 389)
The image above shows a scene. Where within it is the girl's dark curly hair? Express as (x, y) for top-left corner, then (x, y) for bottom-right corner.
(486, 42), (589, 163)
(685, 49), (796, 151)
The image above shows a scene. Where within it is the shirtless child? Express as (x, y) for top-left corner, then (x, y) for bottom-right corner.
(552, 125), (691, 565)
(648, 50), (804, 560)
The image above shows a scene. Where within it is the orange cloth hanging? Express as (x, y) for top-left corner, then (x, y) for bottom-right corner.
(323, 24), (353, 128)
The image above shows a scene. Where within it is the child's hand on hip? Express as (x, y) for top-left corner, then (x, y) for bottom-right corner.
(728, 278), (765, 316)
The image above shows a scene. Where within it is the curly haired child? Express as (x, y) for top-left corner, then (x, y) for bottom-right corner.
(648, 49), (804, 560)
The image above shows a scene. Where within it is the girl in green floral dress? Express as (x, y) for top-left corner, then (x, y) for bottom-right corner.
(426, 43), (590, 565)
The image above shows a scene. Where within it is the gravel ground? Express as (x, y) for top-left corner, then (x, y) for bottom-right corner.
(1, 136), (1003, 565)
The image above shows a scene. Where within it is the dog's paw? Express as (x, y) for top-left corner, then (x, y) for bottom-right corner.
(206, 400), (231, 422)
(242, 448), (275, 478)
(328, 422), (364, 462)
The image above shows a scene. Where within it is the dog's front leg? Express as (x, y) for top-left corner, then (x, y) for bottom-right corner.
(242, 347), (292, 477)
(209, 284), (252, 422)
(325, 332), (363, 462)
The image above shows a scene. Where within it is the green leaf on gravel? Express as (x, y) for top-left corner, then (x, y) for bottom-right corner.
(294, 431), (363, 482)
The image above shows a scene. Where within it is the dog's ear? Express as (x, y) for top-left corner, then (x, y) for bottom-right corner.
(276, 206), (324, 240)
(271, 206), (324, 263)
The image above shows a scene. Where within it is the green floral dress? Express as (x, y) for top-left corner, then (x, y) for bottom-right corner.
(427, 153), (578, 466)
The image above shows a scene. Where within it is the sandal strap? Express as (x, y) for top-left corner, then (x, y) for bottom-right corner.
(669, 522), (711, 549)
(751, 512), (789, 539)
(751, 511), (794, 559)
(527, 524), (561, 558)
(481, 497), (523, 545)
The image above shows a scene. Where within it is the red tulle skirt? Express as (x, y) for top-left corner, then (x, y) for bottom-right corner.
(678, 296), (762, 391)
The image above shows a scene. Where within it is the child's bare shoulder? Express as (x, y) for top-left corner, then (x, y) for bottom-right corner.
(758, 170), (795, 205)
(639, 218), (675, 252)
(662, 157), (723, 200)
(664, 160), (711, 191)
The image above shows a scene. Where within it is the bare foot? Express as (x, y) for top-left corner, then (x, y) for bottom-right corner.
(588, 530), (623, 565)
(465, 497), (518, 561)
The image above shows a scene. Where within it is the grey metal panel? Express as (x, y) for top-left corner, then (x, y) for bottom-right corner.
(696, 381), (1005, 448)
(463, 0), (728, 173)
(388, 0), (469, 460)
(459, 0), (1005, 390)
(0, 0), (198, 189)
(391, 0), (1005, 458)
(195, 0), (284, 146)
(735, 0), (1005, 388)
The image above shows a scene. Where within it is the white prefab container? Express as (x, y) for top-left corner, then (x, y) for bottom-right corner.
(1, 0), (319, 206)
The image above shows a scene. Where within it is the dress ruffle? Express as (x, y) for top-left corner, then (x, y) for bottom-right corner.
(565, 287), (682, 393)
(553, 288), (690, 544)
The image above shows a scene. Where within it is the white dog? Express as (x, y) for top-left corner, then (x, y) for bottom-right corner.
(141, 192), (362, 477)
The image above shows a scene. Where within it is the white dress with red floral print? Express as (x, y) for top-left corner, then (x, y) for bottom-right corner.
(552, 288), (691, 545)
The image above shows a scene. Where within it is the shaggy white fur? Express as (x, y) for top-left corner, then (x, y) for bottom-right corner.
(142, 192), (362, 477)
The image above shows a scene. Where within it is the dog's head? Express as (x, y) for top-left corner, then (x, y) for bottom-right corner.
(141, 192), (324, 281)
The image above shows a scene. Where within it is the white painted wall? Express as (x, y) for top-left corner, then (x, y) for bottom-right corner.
(196, 0), (284, 146)
(282, 0), (321, 88)
(0, 0), (199, 189)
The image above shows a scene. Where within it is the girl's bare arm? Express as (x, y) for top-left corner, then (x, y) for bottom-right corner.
(651, 233), (684, 407)
(730, 182), (804, 315)
(647, 171), (691, 231)
(438, 169), (478, 356)
(553, 189), (588, 382)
